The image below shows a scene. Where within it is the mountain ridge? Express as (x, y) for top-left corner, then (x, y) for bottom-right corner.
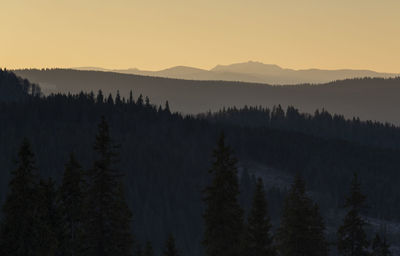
(74, 61), (398, 85)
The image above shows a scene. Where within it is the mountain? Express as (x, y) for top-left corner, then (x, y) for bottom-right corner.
(13, 69), (400, 125)
(75, 61), (398, 84)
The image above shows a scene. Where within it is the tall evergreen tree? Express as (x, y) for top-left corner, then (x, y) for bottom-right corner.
(0, 139), (42, 256)
(58, 153), (85, 256)
(372, 234), (391, 256)
(81, 117), (133, 256)
(337, 173), (369, 256)
(163, 234), (179, 256)
(276, 174), (328, 256)
(203, 132), (244, 256)
(36, 177), (61, 255)
(96, 90), (104, 104)
(245, 178), (275, 256)
(129, 90), (134, 104)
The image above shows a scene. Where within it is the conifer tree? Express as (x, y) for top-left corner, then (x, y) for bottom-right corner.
(165, 101), (170, 114)
(163, 234), (179, 256)
(116, 90), (122, 105)
(145, 96), (151, 107)
(276, 174), (328, 256)
(337, 173), (369, 256)
(36, 177), (61, 255)
(245, 178), (275, 256)
(96, 90), (104, 104)
(81, 117), (133, 256)
(59, 153), (85, 256)
(203, 132), (244, 256)
(0, 139), (43, 256)
(372, 234), (391, 256)
(129, 90), (134, 104)
(107, 93), (114, 104)
(137, 94), (144, 106)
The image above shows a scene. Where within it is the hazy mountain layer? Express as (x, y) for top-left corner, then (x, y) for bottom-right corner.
(75, 61), (398, 85)
(13, 69), (400, 125)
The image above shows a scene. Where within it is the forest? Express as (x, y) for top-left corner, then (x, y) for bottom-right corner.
(0, 69), (398, 255)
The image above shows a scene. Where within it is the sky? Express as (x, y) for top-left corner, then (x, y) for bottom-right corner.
(1, 0), (400, 72)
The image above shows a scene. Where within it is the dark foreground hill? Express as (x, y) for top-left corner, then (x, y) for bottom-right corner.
(1, 90), (400, 255)
(13, 68), (400, 125)
(0, 69), (41, 102)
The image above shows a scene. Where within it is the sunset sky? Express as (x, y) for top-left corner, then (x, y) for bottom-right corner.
(2, 0), (400, 72)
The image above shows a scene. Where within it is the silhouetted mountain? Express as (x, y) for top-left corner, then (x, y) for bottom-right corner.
(13, 69), (400, 125)
(75, 61), (398, 84)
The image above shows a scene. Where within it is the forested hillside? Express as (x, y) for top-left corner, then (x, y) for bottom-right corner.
(13, 68), (400, 124)
(203, 105), (400, 150)
(1, 87), (400, 255)
(0, 69), (41, 102)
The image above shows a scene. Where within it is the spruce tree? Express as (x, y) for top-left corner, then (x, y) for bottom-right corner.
(245, 178), (275, 256)
(137, 94), (144, 106)
(36, 177), (61, 255)
(129, 90), (134, 104)
(203, 132), (244, 256)
(163, 234), (179, 256)
(337, 173), (369, 256)
(276, 174), (328, 256)
(58, 153), (85, 256)
(81, 116), (133, 256)
(372, 234), (391, 256)
(0, 139), (45, 256)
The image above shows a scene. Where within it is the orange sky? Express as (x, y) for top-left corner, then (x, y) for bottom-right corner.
(1, 0), (400, 72)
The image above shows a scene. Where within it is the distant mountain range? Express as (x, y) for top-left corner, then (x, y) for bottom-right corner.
(13, 69), (400, 125)
(75, 61), (399, 85)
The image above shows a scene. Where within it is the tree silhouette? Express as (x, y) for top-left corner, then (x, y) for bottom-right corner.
(81, 117), (133, 256)
(277, 174), (328, 256)
(0, 139), (42, 256)
(203, 132), (244, 256)
(59, 153), (86, 256)
(337, 173), (369, 256)
(245, 178), (275, 256)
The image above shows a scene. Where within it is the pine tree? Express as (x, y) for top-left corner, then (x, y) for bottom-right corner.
(129, 90), (134, 104)
(58, 153), (85, 256)
(276, 174), (328, 256)
(337, 173), (369, 256)
(0, 139), (44, 256)
(81, 116), (133, 256)
(36, 177), (61, 255)
(245, 178), (275, 256)
(203, 132), (244, 256)
(372, 234), (391, 256)
(116, 90), (122, 105)
(145, 96), (151, 107)
(164, 101), (170, 114)
(107, 93), (114, 105)
(163, 234), (179, 256)
(96, 90), (104, 103)
(137, 94), (144, 106)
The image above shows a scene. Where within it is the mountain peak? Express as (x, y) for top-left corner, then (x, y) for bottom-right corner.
(211, 61), (283, 74)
